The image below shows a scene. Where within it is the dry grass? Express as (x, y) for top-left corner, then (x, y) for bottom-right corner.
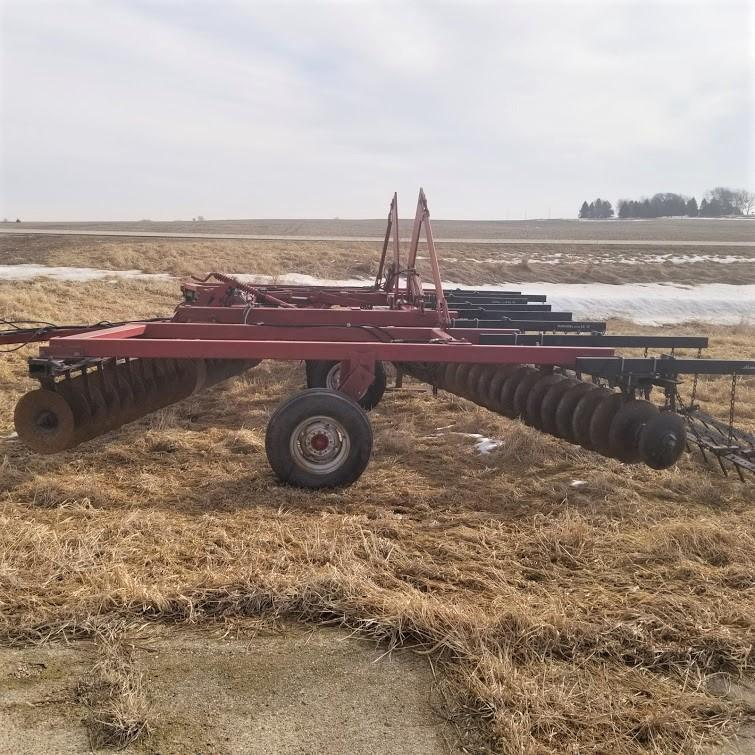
(0, 278), (753, 753)
(1, 234), (753, 285)
(76, 625), (150, 748)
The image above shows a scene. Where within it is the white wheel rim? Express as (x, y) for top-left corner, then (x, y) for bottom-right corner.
(290, 415), (351, 475)
(325, 364), (342, 391)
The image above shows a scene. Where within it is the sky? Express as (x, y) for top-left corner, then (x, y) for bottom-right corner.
(0, 0), (752, 221)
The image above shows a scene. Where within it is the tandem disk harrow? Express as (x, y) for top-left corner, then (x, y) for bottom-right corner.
(2, 190), (753, 487)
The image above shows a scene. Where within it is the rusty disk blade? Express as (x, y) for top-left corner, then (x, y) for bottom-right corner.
(172, 360), (199, 401)
(109, 361), (136, 426)
(77, 379), (111, 441)
(512, 369), (543, 419)
(639, 412), (687, 469)
(498, 366), (533, 418)
(449, 363), (473, 397)
(96, 363), (124, 432)
(476, 365), (498, 402)
(56, 378), (98, 445)
(153, 359), (182, 408)
(139, 359), (162, 412)
(571, 387), (611, 450)
(540, 378), (579, 435)
(484, 365), (522, 412)
(588, 392), (625, 457)
(440, 363), (458, 393)
(14, 389), (77, 454)
(462, 364), (486, 400)
(192, 359), (208, 393)
(608, 399), (659, 463)
(524, 373), (565, 429)
(555, 382), (598, 441)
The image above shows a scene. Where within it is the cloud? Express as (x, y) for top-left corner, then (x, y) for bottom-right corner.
(0, 0), (751, 219)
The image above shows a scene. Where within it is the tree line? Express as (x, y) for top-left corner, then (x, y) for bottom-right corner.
(578, 187), (754, 219)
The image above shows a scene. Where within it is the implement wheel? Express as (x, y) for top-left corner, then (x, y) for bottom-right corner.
(266, 389), (373, 488)
(305, 360), (387, 411)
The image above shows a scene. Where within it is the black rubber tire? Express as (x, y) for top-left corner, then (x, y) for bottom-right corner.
(638, 412), (687, 470)
(572, 387), (611, 449)
(554, 382), (598, 441)
(588, 392), (625, 457)
(265, 388), (373, 488)
(499, 366), (534, 418)
(305, 360), (387, 411)
(524, 373), (565, 428)
(540, 378), (579, 435)
(608, 400), (659, 463)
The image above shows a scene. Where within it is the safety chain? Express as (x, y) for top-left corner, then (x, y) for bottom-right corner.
(728, 373), (738, 446)
(689, 347), (702, 407)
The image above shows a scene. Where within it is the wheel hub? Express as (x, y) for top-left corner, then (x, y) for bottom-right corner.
(290, 415), (351, 474)
(310, 432), (330, 452)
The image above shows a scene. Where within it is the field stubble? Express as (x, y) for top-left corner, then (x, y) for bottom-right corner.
(10, 216), (755, 242)
(0, 277), (753, 753)
(2, 234), (754, 286)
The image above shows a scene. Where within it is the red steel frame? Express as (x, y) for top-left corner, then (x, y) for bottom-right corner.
(21, 189), (614, 402)
(173, 305), (452, 327)
(45, 322), (613, 400)
(180, 189), (450, 320)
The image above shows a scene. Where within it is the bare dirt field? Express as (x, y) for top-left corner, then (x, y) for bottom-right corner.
(0, 228), (753, 754)
(1, 623), (450, 755)
(1, 232), (754, 285)
(7, 216), (755, 243)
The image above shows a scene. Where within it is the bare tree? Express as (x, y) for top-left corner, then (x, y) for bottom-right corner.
(737, 190), (754, 215)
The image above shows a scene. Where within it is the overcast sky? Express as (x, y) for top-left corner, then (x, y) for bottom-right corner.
(0, 0), (752, 220)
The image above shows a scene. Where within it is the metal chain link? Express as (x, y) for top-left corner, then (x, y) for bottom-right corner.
(690, 347), (702, 406)
(728, 373), (738, 445)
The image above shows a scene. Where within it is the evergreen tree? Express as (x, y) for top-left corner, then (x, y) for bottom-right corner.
(579, 201), (590, 219)
(685, 197), (698, 217)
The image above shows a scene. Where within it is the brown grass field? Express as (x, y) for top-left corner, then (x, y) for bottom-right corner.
(0, 230), (754, 753)
(2, 233), (755, 285)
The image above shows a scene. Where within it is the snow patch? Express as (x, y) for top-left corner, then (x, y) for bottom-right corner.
(458, 432), (503, 454)
(442, 281), (755, 326)
(0, 264), (171, 282)
(236, 272), (373, 288)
